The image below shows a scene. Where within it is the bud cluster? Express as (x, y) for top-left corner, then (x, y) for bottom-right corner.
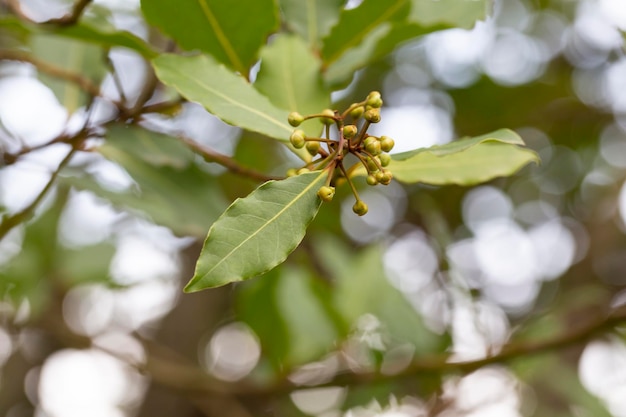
(286, 91), (395, 216)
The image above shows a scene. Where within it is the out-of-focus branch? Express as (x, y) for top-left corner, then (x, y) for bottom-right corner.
(0, 50), (101, 98)
(38, 300), (626, 397)
(6, 0), (92, 26)
(0, 144), (77, 240)
(179, 136), (282, 182)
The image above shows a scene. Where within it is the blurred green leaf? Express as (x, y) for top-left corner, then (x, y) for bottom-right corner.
(388, 129), (539, 185)
(56, 22), (157, 59)
(30, 35), (106, 112)
(141, 0), (278, 73)
(238, 265), (339, 367)
(152, 54), (296, 143)
(279, 0), (344, 49)
(0, 15), (155, 58)
(321, 0), (409, 67)
(315, 235), (443, 353)
(58, 242), (115, 286)
(408, 0), (490, 29)
(323, 0), (489, 85)
(185, 171), (326, 291)
(255, 34), (330, 139)
(64, 125), (226, 237)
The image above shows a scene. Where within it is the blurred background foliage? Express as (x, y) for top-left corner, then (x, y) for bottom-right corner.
(1, 0), (626, 416)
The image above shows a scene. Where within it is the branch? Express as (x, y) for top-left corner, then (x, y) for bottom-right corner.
(0, 145), (76, 240)
(0, 50), (101, 98)
(47, 0), (92, 26)
(6, 0), (92, 26)
(178, 136), (282, 182)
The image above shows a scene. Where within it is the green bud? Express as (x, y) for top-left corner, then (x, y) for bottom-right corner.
(379, 152), (391, 167)
(305, 140), (321, 156)
(343, 125), (358, 139)
(349, 105), (364, 119)
(352, 200), (368, 216)
(317, 186), (335, 202)
(367, 91), (381, 101)
(366, 96), (383, 108)
(364, 108), (381, 123)
(380, 136), (395, 152)
(320, 109), (335, 125)
(366, 175), (378, 186)
(290, 129), (306, 148)
(364, 136), (381, 156)
(379, 171), (393, 185)
(375, 170), (385, 182)
(288, 112), (304, 127)
(366, 156), (379, 172)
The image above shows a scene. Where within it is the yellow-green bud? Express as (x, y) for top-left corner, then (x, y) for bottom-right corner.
(290, 130), (306, 148)
(367, 96), (383, 108)
(306, 140), (321, 155)
(320, 109), (335, 125)
(379, 171), (393, 185)
(366, 175), (378, 186)
(286, 168), (298, 177)
(364, 136), (381, 156)
(379, 152), (391, 167)
(343, 125), (358, 139)
(288, 112), (304, 127)
(366, 156), (379, 172)
(297, 167), (310, 175)
(317, 186), (335, 202)
(380, 136), (394, 152)
(353, 200), (368, 216)
(349, 105), (365, 119)
(364, 108), (381, 123)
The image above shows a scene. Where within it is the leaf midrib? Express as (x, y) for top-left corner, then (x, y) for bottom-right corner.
(197, 0), (246, 74)
(197, 171), (325, 281)
(162, 59), (292, 135)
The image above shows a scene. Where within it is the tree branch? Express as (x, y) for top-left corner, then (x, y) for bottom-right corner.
(0, 50), (101, 98)
(6, 0), (92, 26)
(0, 145), (77, 240)
(178, 136), (282, 182)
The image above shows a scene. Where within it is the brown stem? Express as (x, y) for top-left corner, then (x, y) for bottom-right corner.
(178, 136), (282, 182)
(7, 0), (92, 26)
(0, 50), (101, 98)
(0, 142), (79, 240)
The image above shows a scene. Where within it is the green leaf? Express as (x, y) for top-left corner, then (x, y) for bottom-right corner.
(141, 0), (278, 74)
(255, 34), (330, 138)
(315, 235), (442, 352)
(30, 35), (107, 112)
(64, 125), (226, 237)
(388, 135), (539, 186)
(323, 0), (490, 84)
(0, 16), (156, 58)
(56, 22), (157, 59)
(185, 171), (326, 291)
(237, 265), (339, 368)
(152, 54), (294, 143)
(279, 0), (344, 49)
(408, 0), (490, 29)
(321, 0), (409, 66)
(392, 128), (526, 160)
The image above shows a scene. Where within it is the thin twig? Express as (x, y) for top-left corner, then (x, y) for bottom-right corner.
(0, 50), (101, 98)
(47, 304), (626, 397)
(47, 0), (93, 26)
(6, 0), (92, 26)
(0, 146), (77, 240)
(179, 136), (282, 182)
